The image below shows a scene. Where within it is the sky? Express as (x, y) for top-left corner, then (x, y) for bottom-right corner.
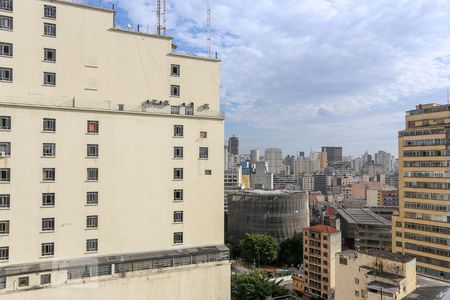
(81, 0), (450, 157)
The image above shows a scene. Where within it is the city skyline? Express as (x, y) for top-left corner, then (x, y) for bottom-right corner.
(82, 0), (450, 156)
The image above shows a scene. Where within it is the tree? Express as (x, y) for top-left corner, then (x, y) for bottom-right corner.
(225, 234), (241, 259)
(231, 270), (289, 300)
(278, 232), (303, 267)
(241, 233), (278, 265)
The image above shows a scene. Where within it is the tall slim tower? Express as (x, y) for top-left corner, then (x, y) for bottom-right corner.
(392, 103), (450, 282)
(228, 135), (239, 156)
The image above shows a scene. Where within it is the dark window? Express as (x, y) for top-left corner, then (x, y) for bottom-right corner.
(171, 64), (180, 76)
(0, 168), (10, 182)
(42, 193), (55, 206)
(171, 106), (180, 114)
(42, 143), (56, 157)
(174, 125), (183, 137)
(0, 116), (10, 129)
(200, 131), (207, 138)
(87, 168), (98, 181)
(42, 218), (55, 231)
(43, 118), (56, 132)
(87, 144), (99, 157)
(0, 42), (12, 56)
(86, 215), (98, 229)
(0, 220), (9, 234)
(174, 168), (183, 180)
(40, 274), (51, 285)
(87, 121), (99, 133)
(44, 5), (56, 19)
(0, 67), (12, 81)
(199, 147), (209, 159)
(173, 211), (183, 223)
(0, 0), (13, 12)
(44, 23), (56, 36)
(44, 48), (56, 62)
(0, 16), (12, 30)
(0, 194), (9, 208)
(86, 192), (98, 205)
(173, 189), (183, 201)
(42, 168), (55, 181)
(0, 247), (8, 260)
(86, 239), (98, 252)
(170, 85), (180, 96)
(41, 243), (54, 256)
(205, 170), (212, 175)
(0, 277), (5, 289)
(0, 142), (10, 155)
(173, 232), (183, 244)
(173, 147), (183, 158)
(18, 277), (29, 287)
(43, 72), (56, 86)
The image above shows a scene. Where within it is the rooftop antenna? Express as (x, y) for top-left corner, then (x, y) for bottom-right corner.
(156, 0), (167, 36)
(207, 0), (211, 58)
(447, 88), (449, 105)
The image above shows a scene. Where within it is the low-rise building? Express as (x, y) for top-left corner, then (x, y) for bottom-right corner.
(378, 189), (399, 207)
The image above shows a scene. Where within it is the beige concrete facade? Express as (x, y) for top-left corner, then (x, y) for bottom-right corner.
(0, 0), (229, 298)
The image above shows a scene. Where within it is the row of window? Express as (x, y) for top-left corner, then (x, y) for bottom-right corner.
(404, 181), (450, 190)
(404, 191), (450, 201)
(404, 242), (450, 258)
(0, 142), (98, 157)
(403, 138), (449, 147)
(174, 146), (208, 159)
(0, 1), (55, 17)
(404, 212), (449, 223)
(0, 168), (99, 182)
(403, 150), (450, 157)
(0, 43), (56, 62)
(404, 201), (449, 212)
(404, 171), (449, 178)
(41, 216), (98, 231)
(0, 116), (99, 133)
(403, 232), (450, 246)
(404, 221), (450, 235)
(403, 160), (450, 168)
(2, 273), (52, 289)
(0, 17), (55, 35)
(399, 128), (447, 137)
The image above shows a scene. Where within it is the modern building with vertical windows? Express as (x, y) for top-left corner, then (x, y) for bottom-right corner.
(392, 103), (450, 282)
(0, 0), (229, 298)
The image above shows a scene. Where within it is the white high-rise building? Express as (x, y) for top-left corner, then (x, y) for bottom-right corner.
(250, 149), (260, 162)
(0, 1), (229, 299)
(265, 148), (284, 175)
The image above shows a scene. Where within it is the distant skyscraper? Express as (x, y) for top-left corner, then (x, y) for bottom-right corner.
(321, 146), (343, 164)
(265, 148), (284, 175)
(250, 149), (260, 162)
(228, 135), (239, 155)
(375, 150), (393, 172)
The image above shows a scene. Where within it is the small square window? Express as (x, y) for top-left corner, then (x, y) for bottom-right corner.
(0, 247), (8, 260)
(199, 147), (209, 159)
(87, 144), (99, 157)
(41, 243), (54, 256)
(42, 168), (55, 181)
(174, 168), (183, 180)
(0, 220), (9, 234)
(0, 42), (12, 56)
(44, 5), (56, 19)
(173, 189), (183, 201)
(0, 0), (13, 12)
(0, 67), (12, 81)
(44, 48), (56, 62)
(0, 116), (10, 129)
(86, 239), (98, 252)
(173, 232), (183, 244)
(0, 142), (10, 156)
(0, 194), (9, 208)
(174, 125), (183, 137)
(40, 274), (51, 285)
(200, 131), (207, 138)
(171, 106), (180, 115)
(43, 143), (56, 157)
(205, 170), (212, 175)
(87, 121), (99, 133)
(43, 72), (56, 86)
(86, 215), (98, 229)
(44, 23), (56, 37)
(0, 168), (10, 182)
(0, 16), (13, 30)
(171, 64), (180, 76)
(42, 218), (55, 231)
(170, 85), (180, 97)
(173, 211), (183, 223)
(185, 107), (194, 115)
(87, 168), (98, 181)
(42, 193), (55, 206)
(86, 192), (98, 205)
(18, 277), (29, 287)
(174, 147), (183, 158)
(354, 278), (359, 284)
(43, 118), (56, 132)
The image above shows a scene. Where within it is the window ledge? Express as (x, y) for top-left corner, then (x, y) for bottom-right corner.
(41, 131), (56, 134)
(42, 35), (56, 38)
(85, 251), (98, 254)
(172, 243), (183, 246)
(42, 60), (56, 63)
(0, 233), (9, 236)
(172, 222), (183, 225)
(172, 179), (183, 181)
(40, 206), (55, 208)
(170, 74), (180, 77)
(0, 208), (10, 210)
(40, 255), (54, 259)
(41, 156), (55, 159)
(0, 129), (11, 132)
(42, 84), (56, 87)
(173, 157), (183, 160)
(85, 133), (99, 135)
(172, 136), (184, 138)
(85, 204), (98, 207)
(0, 80), (12, 83)
(86, 180), (99, 183)
(199, 158), (209, 160)
(0, 182), (10, 184)
(40, 231), (55, 234)
(170, 95), (180, 98)
(0, 155), (11, 158)
(84, 88), (98, 91)
(172, 201), (183, 203)
(0, 260), (8, 263)
(85, 156), (99, 159)
(85, 228), (98, 231)
(0, 55), (12, 59)
(0, 28), (13, 32)
(42, 17), (56, 21)
(41, 181), (55, 183)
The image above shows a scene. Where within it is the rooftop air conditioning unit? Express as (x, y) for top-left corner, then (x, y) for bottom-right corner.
(203, 104), (210, 110)
(152, 99), (159, 105)
(163, 100), (170, 106)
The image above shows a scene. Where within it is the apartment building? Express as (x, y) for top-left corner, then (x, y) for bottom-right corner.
(0, 0), (229, 298)
(392, 103), (450, 282)
(302, 224), (341, 300)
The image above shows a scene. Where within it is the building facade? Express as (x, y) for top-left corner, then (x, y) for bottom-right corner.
(0, 0), (229, 298)
(392, 103), (450, 282)
(265, 148), (284, 175)
(227, 135), (239, 156)
(321, 146), (343, 164)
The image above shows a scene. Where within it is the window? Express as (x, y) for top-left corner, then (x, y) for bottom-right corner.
(86, 215), (98, 229)
(396, 231), (402, 237)
(173, 232), (183, 244)
(43, 118), (56, 132)
(173, 147), (183, 158)
(87, 144), (99, 157)
(170, 85), (180, 96)
(0, 67), (12, 81)
(18, 277), (29, 287)
(87, 121), (99, 133)
(354, 278), (359, 284)
(171, 106), (180, 114)
(0, 42), (12, 56)
(339, 257), (347, 265)
(200, 131), (207, 138)
(205, 170), (212, 175)
(41, 243), (54, 256)
(0, 142), (10, 155)
(0, 16), (12, 30)
(40, 274), (51, 285)
(42, 193), (55, 206)
(42, 143), (56, 157)
(0, 0), (13, 12)
(0, 168), (10, 182)
(0, 116), (10, 129)
(42, 168), (55, 181)
(44, 5), (56, 19)
(44, 23), (56, 37)
(0, 195), (9, 208)
(86, 239), (98, 252)
(0, 277), (5, 289)
(199, 147), (209, 159)
(354, 291), (359, 297)
(396, 241), (403, 247)
(173, 211), (183, 223)
(42, 218), (55, 231)
(171, 64), (180, 76)
(174, 125), (183, 137)
(43, 72), (56, 86)
(185, 107), (193, 115)
(173, 189), (183, 201)
(0, 221), (8, 234)
(173, 168), (183, 180)
(87, 168), (98, 181)
(44, 48), (56, 62)
(86, 192), (98, 205)
(0, 247), (8, 260)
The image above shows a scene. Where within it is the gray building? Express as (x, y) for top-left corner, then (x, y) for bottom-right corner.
(313, 174), (327, 194)
(321, 146), (343, 163)
(228, 135), (239, 155)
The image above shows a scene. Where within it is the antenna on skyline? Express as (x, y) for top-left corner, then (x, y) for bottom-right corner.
(207, 0), (211, 57)
(156, 0), (167, 36)
(447, 87), (449, 105)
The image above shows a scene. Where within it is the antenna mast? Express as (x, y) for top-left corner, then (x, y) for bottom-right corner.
(207, 0), (211, 57)
(156, 0), (161, 35)
(156, 0), (166, 36)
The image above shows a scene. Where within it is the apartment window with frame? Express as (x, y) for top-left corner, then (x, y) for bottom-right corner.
(0, 67), (12, 81)
(0, 195), (9, 208)
(87, 144), (99, 157)
(86, 192), (98, 205)
(42, 143), (56, 157)
(44, 23), (56, 37)
(86, 239), (98, 252)
(185, 107), (194, 115)
(0, 0), (13, 12)
(173, 147), (183, 159)
(173, 125), (183, 137)
(18, 277), (29, 287)
(0, 42), (12, 56)
(87, 168), (98, 181)
(0, 116), (10, 130)
(42, 168), (55, 181)
(173, 211), (183, 223)
(87, 120), (99, 133)
(0, 168), (10, 182)
(43, 118), (56, 132)
(43, 72), (56, 86)
(44, 5), (56, 19)
(170, 85), (180, 97)
(0, 16), (12, 30)
(40, 274), (51, 285)
(205, 170), (212, 175)
(0, 221), (8, 234)
(44, 48), (56, 62)
(173, 189), (183, 201)
(199, 147), (209, 159)
(86, 215), (98, 229)
(171, 106), (180, 115)
(171, 64), (180, 76)
(173, 168), (183, 180)
(42, 193), (55, 206)
(41, 243), (54, 256)
(0, 247), (8, 260)
(200, 131), (207, 138)
(0, 142), (10, 156)
(173, 232), (183, 244)
(0, 277), (5, 289)
(42, 218), (55, 231)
